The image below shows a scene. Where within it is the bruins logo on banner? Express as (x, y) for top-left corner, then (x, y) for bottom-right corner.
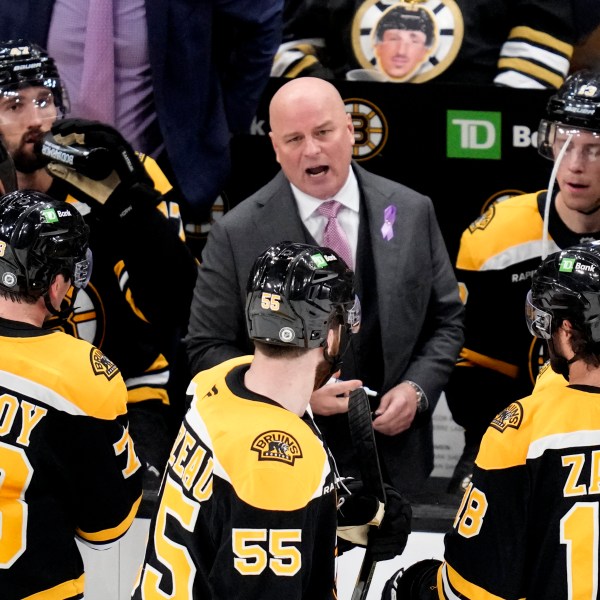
(490, 401), (524, 433)
(251, 430), (303, 466)
(45, 282), (106, 348)
(90, 347), (120, 380)
(350, 0), (463, 83)
(345, 98), (388, 160)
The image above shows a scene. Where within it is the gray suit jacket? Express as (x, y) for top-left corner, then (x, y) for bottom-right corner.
(185, 163), (464, 493)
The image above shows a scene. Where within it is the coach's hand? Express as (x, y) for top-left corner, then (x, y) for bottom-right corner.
(311, 377), (363, 416)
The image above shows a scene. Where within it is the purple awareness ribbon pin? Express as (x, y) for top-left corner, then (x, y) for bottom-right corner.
(381, 205), (396, 241)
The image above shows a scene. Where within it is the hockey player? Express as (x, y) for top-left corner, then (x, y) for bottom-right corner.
(132, 241), (411, 599)
(0, 190), (143, 599)
(445, 68), (600, 495)
(0, 40), (198, 485)
(383, 241), (600, 599)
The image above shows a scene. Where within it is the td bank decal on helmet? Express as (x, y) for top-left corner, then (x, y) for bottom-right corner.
(251, 430), (303, 466)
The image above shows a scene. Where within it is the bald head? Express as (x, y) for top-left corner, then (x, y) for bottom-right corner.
(269, 78), (348, 132)
(268, 78), (355, 199)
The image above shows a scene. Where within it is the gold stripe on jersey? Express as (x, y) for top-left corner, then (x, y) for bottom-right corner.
(459, 348), (518, 378)
(22, 574), (85, 600)
(0, 332), (127, 420)
(477, 386), (600, 471)
(187, 356), (332, 511)
(287, 54), (319, 78)
(114, 260), (150, 323)
(439, 561), (519, 600)
(497, 57), (564, 89)
(127, 385), (169, 405)
(507, 26), (573, 59)
(76, 494), (142, 544)
(136, 154), (172, 195)
(125, 353), (170, 405)
(457, 193), (551, 271)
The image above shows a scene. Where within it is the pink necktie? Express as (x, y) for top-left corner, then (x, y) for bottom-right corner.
(77, 0), (115, 124)
(317, 200), (353, 269)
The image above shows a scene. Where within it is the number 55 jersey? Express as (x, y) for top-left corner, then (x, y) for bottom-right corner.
(132, 356), (339, 600)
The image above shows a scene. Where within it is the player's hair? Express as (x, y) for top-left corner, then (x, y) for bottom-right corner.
(374, 5), (435, 47)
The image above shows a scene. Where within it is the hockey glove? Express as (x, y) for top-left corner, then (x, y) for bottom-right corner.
(45, 119), (160, 218)
(368, 484), (412, 561)
(337, 480), (385, 546)
(337, 480), (412, 561)
(381, 559), (441, 600)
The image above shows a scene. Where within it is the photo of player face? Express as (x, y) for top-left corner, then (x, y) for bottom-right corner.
(372, 5), (436, 81)
(375, 28), (431, 80)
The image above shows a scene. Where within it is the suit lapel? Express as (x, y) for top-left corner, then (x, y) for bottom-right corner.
(253, 172), (311, 245)
(355, 166), (402, 345)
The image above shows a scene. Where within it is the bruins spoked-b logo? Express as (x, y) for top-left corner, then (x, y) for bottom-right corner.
(251, 430), (303, 465)
(345, 98), (388, 160)
(351, 0), (464, 83)
(90, 347), (120, 380)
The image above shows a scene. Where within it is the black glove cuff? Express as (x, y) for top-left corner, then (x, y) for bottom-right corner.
(104, 182), (162, 220)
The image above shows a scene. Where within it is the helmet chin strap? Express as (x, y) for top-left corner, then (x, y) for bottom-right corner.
(43, 287), (80, 320)
(548, 338), (578, 381)
(314, 326), (352, 390)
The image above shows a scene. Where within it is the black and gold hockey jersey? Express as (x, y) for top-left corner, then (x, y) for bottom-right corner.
(44, 155), (197, 408)
(438, 383), (600, 599)
(132, 357), (339, 600)
(0, 318), (143, 600)
(446, 191), (600, 437)
(274, 0), (581, 87)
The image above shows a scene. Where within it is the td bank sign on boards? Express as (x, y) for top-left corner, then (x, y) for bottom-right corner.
(447, 110), (502, 159)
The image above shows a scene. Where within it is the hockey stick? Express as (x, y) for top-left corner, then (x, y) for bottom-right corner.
(348, 387), (386, 600)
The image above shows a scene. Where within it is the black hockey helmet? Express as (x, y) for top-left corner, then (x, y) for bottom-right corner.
(526, 242), (600, 342)
(0, 39), (69, 116)
(0, 189), (91, 298)
(538, 69), (600, 159)
(246, 241), (360, 348)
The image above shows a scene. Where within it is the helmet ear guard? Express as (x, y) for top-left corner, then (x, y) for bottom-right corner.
(245, 242), (360, 349)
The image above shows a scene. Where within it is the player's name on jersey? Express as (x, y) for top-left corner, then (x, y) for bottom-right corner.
(0, 395), (47, 446)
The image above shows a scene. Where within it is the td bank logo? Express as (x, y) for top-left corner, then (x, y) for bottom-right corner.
(447, 110), (502, 159)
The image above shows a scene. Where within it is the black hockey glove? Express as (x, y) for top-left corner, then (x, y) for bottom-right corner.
(45, 119), (160, 218)
(337, 479), (412, 561)
(337, 479), (385, 547)
(381, 559), (441, 600)
(369, 484), (412, 561)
